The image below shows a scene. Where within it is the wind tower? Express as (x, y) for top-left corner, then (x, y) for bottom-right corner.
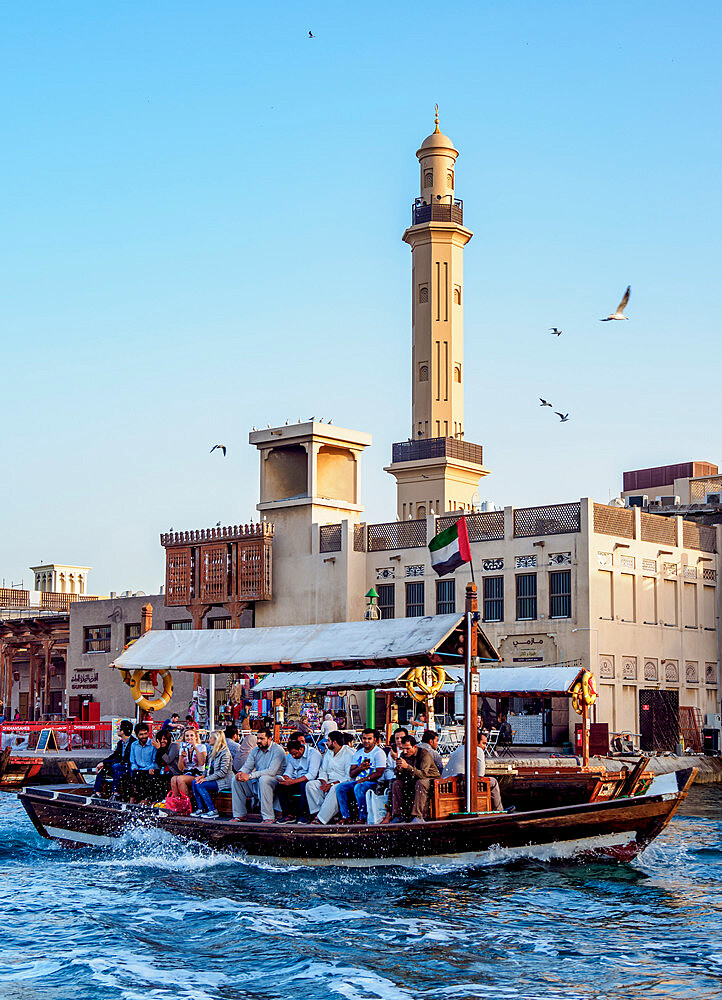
(385, 108), (489, 519)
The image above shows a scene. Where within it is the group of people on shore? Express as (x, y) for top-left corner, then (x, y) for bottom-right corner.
(93, 715), (505, 821)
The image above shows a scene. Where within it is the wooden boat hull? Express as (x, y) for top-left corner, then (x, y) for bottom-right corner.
(19, 768), (694, 867)
(0, 750), (44, 792)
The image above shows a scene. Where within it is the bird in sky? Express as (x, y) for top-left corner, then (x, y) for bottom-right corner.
(210, 444), (227, 456)
(308, 30), (314, 38)
(555, 412), (570, 423)
(549, 328), (562, 336)
(600, 285), (631, 321)
(539, 398), (552, 407)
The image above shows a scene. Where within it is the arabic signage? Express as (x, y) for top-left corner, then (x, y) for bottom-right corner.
(499, 634), (558, 665)
(70, 669), (99, 692)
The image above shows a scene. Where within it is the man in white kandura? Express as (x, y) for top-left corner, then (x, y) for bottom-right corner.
(442, 729), (506, 812)
(306, 731), (353, 825)
(231, 727), (286, 823)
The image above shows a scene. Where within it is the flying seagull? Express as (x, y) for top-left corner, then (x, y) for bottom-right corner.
(308, 30), (314, 38)
(210, 444), (227, 456)
(549, 328), (562, 336)
(600, 285), (631, 321)
(539, 398), (552, 407)
(555, 412), (569, 423)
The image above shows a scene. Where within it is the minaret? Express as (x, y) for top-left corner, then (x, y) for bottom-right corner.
(385, 109), (489, 520)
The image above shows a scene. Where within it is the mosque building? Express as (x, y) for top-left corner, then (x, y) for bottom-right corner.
(59, 116), (722, 744)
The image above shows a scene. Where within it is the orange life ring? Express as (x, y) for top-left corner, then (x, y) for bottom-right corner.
(582, 671), (597, 706)
(404, 665), (446, 703)
(571, 682), (583, 715)
(128, 669), (173, 712)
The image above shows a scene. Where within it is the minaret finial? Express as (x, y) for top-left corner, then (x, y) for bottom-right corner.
(434, 104), (440, 133)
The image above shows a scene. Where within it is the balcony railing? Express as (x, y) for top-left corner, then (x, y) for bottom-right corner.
(411, 199), (464, 226)
(391, 437), (483, 466)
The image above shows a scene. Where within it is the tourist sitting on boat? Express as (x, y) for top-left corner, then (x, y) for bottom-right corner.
(224, 724), (244, 771)
(420, 729), (443, 773)
(191, 731), (233, 819)
(442, 730), (503, 812)
(390, 735), (440, 824)
(170, 727), (207, 804)
(306, 731), (353, 824)
(233, 718), (258, 772)
(121, 723), (157, 802)
(276, 737), (322, 822)
(152, 728), (181, 800)
(92, 719), (135, 798)
(297, 714), (314, 738)
(335, 729), (387, 824)
(231, 727), (286, 823)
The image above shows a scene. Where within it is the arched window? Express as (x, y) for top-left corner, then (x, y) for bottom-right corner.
(417, 505), (426, 518)
(418, 285), (428, 304)
(424, 170), (433, 187)
(418, 364), (429, 382)
(454, 364), (462, 383)
(453, 286), (461, 305)
(447, 172), (454, 189)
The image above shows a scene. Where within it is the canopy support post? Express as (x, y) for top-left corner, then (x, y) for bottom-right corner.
(366, 688), (375, 730)
(464, 582), (479, 814)
(582, 696), (590, 768)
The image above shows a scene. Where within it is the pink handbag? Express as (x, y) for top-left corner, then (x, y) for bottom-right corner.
(164, 791), (192, 815)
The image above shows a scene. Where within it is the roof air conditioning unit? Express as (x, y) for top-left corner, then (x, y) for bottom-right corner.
(627, 495), (648, 508)
(705, 493), (722, 505)
(660, 495), (680, 507)
(648, 499), (662, 509)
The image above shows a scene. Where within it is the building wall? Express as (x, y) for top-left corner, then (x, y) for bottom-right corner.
(67, 595), (234, 720)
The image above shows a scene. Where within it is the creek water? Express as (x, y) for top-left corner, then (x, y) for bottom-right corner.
(1, 785), (721, 1000)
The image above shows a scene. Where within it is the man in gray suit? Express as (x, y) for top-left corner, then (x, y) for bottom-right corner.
(231, 727), (286, 823)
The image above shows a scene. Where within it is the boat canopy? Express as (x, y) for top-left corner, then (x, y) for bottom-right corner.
(111, 614), (500, 674)
(475, 665), (586, 697)
(251, 666), (464, 693)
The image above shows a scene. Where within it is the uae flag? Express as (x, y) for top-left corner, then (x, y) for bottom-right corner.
(428, 517), (472, 577)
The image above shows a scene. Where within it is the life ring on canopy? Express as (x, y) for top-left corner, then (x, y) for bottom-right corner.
(582, 671), (597, 706)
(127, 669), (173, 712)
(571, 681), (583, 715)
(404, 665), (446, 703)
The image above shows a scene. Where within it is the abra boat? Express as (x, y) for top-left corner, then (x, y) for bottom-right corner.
(15, 599), (698, 867)
(19, 765), (694, 866)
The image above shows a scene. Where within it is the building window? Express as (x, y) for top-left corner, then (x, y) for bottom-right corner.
(378, 584), (395, 619)
(424, 170), (433, 186)
(483, 576), (504, 622)
(166, 620), (192, 630)
(447, 171), (454, 189)
(209, 617), (233, 629)
(83, 626), (111, 653)
(418, 285), (429, 304)
(124, 623), (141, 644)
(549, 570), (572, 618)
(453, 363), (461, 381)
(453, 287), (461, 306)
(436, 579), (455, 615)
(516, 573), (537, 620)
(406, 581), (425, 617)
(419, 364), (429, 381)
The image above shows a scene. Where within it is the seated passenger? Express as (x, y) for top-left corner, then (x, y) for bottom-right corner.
(152, 728), (181, 801)
(420, 729), (443, 773)
(276, 737), (322, 822)
(122, 723), (157, 802)
(442, 729), (505, 812)
(335, 729), (387, 824)
(170, 728), (207, 804)
(92, 719), (135, 798)
(390, 735), (440, 824)
(191, 731), (233, 819)
(231, 727), (286, 823)
(306, 731), (353, 824)
(297, 714), (314, 737)
(224, 724), (244, 771)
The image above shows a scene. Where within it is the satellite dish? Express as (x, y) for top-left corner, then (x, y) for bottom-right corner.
(471, 491), (481, 512)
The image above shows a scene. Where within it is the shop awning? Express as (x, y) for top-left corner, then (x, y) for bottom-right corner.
(111, 614), (499, 674)
(252, 665), (464, 693)
(475, 666), (585, 697)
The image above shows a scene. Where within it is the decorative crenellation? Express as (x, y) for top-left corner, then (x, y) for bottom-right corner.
(160, 523), (274, 546)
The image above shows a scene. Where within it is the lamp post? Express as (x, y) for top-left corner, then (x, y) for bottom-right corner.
(364, 589), (380, 729)
(571, 627), (599, 724)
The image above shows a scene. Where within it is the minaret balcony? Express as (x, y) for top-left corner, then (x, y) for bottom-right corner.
(392, 436), (482, 466)
(412, 199), (463, 226)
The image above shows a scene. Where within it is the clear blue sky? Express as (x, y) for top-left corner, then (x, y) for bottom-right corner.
(1, 1), (720, 595)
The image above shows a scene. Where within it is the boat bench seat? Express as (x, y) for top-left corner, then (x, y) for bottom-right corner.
(431, 775), (492, 819)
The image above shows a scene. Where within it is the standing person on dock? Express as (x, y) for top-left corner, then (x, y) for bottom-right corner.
(92, 720), (136, 798)
(231, 727), (286, 823)
(442, 730), (504, 812)
(335, 729), (387, 824)
(390, 735), (440, 823)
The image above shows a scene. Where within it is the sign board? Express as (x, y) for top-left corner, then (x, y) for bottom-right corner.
(36, 728), (59, 752)
(470, 673), (480, 694)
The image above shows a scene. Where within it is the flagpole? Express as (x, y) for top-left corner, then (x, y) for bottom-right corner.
(464, 513), (475, 585)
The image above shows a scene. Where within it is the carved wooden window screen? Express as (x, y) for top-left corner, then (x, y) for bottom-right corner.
(166, 548), (191, 605)
(200, 545), (227, 603)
